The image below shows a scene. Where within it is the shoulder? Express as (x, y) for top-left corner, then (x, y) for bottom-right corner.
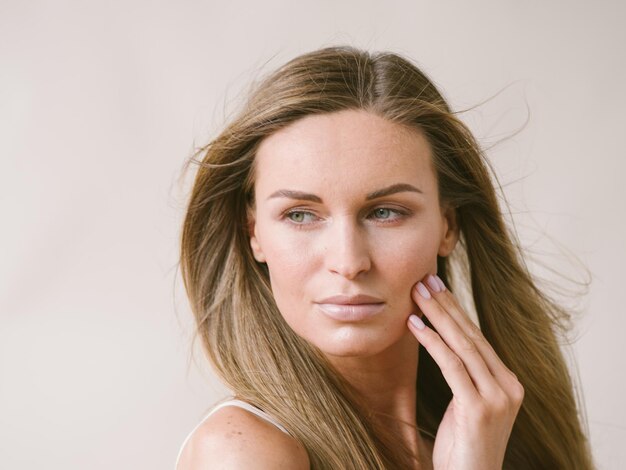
(176, 405), (310, 470)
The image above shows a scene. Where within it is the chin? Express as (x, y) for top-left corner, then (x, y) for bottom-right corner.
(307, 325), (402, 359)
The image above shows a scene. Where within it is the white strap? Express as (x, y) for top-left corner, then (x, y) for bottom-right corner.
(208, 399), (291, 435)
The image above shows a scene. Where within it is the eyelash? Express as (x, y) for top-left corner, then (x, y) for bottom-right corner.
(282, 207), (409, 228)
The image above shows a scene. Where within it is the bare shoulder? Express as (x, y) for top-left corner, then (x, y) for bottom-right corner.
(176, 405), (310, 470)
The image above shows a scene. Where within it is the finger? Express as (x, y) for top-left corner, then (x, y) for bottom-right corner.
(407, 314), (481, 405)
(423, 275), (521, 390)
(413, 280), (502, 397)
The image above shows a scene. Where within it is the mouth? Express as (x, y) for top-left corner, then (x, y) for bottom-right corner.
(314, 302), (385, 322)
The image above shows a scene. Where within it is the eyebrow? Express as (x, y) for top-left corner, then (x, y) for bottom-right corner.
(267, 183), (423, 203)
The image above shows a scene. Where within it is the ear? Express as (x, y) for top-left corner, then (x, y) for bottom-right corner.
(438, 204), (460, 257)
(246, 205), (266, 263)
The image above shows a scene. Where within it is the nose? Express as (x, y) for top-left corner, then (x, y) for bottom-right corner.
(324, 216), (372, 280)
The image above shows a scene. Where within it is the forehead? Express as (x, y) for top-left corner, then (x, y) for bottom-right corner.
(253, 109), (436, 198)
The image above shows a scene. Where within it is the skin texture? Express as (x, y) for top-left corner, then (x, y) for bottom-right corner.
(248, 109), (457, 360)
(177, 405), (310, 469)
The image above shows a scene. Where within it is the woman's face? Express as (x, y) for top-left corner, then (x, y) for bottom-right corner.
(248, 109), (457, 358)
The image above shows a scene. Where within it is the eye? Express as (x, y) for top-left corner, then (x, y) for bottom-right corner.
(368, 207), (407, 222)
(284, 210), (318, 225)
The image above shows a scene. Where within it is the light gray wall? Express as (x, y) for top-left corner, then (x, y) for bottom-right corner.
(1, 1), (624, 468)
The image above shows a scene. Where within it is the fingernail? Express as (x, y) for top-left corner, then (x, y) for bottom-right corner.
(416, 282), (431, 299)
(409, 314), (425, 330)
(435, 274), (446, 291)
(426, 274), (441, 293)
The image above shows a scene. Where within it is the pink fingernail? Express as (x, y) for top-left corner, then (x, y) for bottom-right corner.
(426, 275), (441, 293)
(435, 274), (446, 291)
(409, 314), (425, 330)
(416, 282), (431, 299)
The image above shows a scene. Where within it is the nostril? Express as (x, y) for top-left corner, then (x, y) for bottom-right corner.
(328, 253), (372, 279)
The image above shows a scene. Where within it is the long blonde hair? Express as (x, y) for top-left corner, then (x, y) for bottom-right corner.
(179, 46), (594, 468)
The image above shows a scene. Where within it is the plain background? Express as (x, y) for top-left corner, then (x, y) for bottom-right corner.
(1, 1), (624, 468)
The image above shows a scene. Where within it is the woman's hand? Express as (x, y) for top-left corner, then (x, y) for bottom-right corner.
(407, 274), (524, 470)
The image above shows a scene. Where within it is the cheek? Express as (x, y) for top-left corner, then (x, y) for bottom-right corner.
(257, 228), (316, 321)
(373, 227), (440, 279)
(371, 229), (440, 316)
(262, 231), (315, 281)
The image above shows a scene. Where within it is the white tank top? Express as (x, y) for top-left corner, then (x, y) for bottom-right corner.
(175, 398), (291, 468)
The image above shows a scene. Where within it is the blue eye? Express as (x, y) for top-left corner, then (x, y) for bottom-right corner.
(373, 208), (392, 219)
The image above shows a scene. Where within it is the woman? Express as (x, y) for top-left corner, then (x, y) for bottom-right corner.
(176, 46), (594, 469)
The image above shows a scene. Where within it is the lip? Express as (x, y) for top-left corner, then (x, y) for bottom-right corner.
(314, 294), (385, 322)
(316, 294), (384, 304)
